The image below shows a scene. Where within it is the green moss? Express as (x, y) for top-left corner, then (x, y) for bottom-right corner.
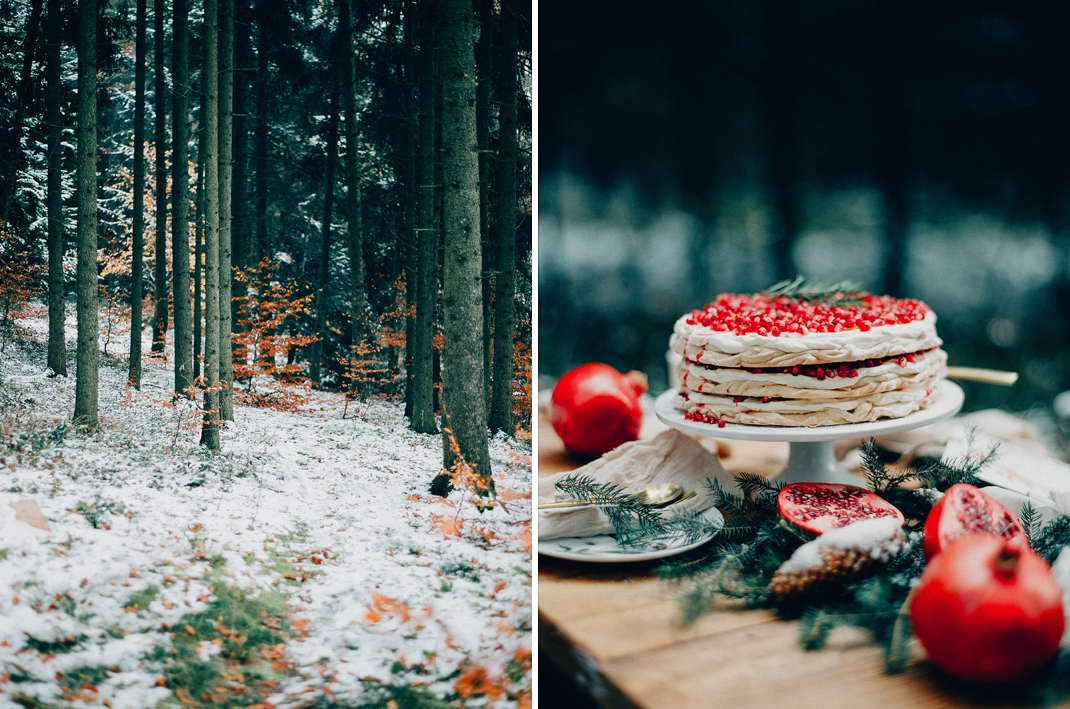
(24, 634), (88, 654)
(149, 583), (291, 707)
(123, 584), (159, 613)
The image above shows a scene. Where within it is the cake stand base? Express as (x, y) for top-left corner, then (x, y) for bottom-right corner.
(776, 441), (858, 486)
(653, 381), (965, 487)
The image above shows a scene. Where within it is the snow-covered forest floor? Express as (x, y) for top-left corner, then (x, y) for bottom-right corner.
(0, 308), (532, 709)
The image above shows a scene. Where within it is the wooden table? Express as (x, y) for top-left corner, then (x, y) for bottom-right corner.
(537, 411), (1042, 709)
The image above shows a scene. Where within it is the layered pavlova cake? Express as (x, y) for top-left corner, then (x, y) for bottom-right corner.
(671, 282), (947, 427)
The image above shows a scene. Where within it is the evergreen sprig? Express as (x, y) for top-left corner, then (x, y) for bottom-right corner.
(553, 473), (714, 549)
(763, 276), (869, 306)
(660, 439), (1070, 684)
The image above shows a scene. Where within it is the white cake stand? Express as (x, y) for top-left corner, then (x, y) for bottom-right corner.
(653, 380), (965, 486)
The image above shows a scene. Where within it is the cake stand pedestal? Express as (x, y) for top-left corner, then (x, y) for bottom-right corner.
(653, 380), (965, 486)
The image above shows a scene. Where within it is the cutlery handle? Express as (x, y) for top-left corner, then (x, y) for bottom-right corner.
(538, 499), (612, 510)
(946, 366), (1018, 386)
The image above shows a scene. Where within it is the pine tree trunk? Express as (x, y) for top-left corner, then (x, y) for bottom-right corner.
(488, 0), (518, 434)
(310, 84), (339, 387)
(433, 0), (492, 494)
(128, 0), (147, 388)
(231, 0), (250, 370)
(218, 0), (234, 419)
(72, 0), (99, 426)
(410, 0), (437, 435)
(402, 0), (416, 417)
(475, 0), (493, 417)
(255, 16), (268, 269)
(45, 0), (66, 377)
(172, 0), (194, 397)
(201, 0), (221, 449)
(151, 0), (169, 354)
(194, 120), (204, 381)
(341, 0), (367, 397)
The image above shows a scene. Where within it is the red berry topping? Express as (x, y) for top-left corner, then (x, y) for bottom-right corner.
(684, 293), (928, 338)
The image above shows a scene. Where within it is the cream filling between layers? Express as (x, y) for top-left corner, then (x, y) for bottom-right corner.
(670, 310), (942, 368)
(673, 387), (937, 427)
(678, 349), (947, 401)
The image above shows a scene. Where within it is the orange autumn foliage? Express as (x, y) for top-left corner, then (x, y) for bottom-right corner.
(364, 592), (412, 625)
(454, 664), (505, 702)
(432, 514), (465, 538)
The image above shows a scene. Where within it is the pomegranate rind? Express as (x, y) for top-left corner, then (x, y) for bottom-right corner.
(911, 535), (1064, 683)
(922, 484), (1028, 561)
(776, 482), (904, 535)
(549, 363), (643, 457)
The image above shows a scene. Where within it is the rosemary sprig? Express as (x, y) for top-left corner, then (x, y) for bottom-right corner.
(764, 276), (870, 306)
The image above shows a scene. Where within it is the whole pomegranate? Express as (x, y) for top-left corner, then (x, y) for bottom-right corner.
(910, 535), (1064, 683)
(777, 482), (904, 535)
(549, 363), (644, 457)
(923, 484), (1028, 561)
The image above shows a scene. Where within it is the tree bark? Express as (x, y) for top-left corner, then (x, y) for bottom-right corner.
(194, 113), (205, 380)
(218, 0), (234, 419)
(310, 83), (340, 387)
(151, 0), (169, 354)
(402, 0), (416, 416)
(488, 0), (518, 434)
(45, 0), (66, 377)
(255, 15), (269, 268)
(341, 0), (367, 397)
(73, 0), (99, 426)
(410, 0), (437, 435)
(231, 0), (250, 368)
(129, 0), (148, 388)
(172, 0), (194, 397)
(475, 0), (493, 417)
(433, 0), (492, 494)
(201, 0), (221, 450)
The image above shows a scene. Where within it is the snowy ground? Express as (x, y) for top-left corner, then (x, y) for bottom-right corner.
(0, 309), (532, 708)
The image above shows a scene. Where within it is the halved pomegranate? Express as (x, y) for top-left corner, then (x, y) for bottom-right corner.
(911, 534), (1063, 682)
(777, 482), (904, 535)
(922, 484), (1028, 561)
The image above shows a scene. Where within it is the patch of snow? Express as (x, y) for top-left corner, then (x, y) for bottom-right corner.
(0, 311), (531, 707)
(779, 517), (904, 574)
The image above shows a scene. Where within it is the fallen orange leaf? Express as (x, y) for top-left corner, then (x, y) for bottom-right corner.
(431, 515), (464, 537)
(175, 688), (199, 707)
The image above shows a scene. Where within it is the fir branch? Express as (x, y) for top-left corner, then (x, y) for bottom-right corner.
(554, 473), (664, 533)
(1031, 515), (1070, 564)
(1020, 503), (1041, 547)
(764, 276), (869, 306)
(555, 473), (717, 550)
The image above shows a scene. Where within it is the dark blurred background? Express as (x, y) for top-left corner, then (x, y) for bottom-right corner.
(539, 0), (1070, 428)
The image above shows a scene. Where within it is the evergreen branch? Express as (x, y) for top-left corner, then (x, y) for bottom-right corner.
(764, 276), (869, 306)
(555, 474), (717, 549)
(1020, 503), (1041, 547)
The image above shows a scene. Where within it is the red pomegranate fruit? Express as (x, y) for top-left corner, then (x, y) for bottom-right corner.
(922, 484), (1028, 561)
(776, 482), (904, 535)
(910, 534), (1064, 683)
(549, 363), (644, 457)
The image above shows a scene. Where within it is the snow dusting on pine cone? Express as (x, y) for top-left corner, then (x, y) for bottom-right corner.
(771, 517), (905, 598)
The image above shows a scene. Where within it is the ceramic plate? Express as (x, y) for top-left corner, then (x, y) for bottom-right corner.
(538, 505), (724, 563)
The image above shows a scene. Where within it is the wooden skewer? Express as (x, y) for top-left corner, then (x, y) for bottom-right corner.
(946, 366), (1018, 386)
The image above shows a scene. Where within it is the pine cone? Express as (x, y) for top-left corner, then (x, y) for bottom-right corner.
(769, 521), (904, 598)
(771, 546), (877, 598)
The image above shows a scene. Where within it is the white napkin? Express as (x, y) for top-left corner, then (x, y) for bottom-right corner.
(538, 429), (734, 540)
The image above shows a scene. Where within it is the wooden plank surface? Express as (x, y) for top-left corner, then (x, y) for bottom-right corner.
(537, 407), (1057, 709)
